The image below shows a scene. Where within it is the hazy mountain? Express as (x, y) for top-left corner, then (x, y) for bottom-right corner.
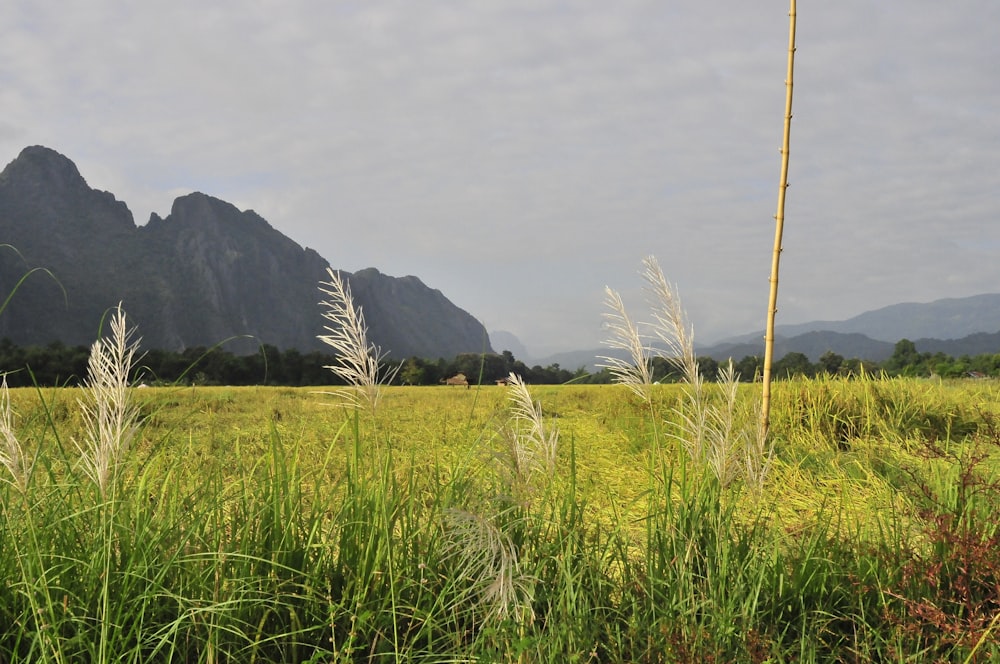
(908, 330), (1000, 358)
(346, 267), (493, 360)
(725, 294), (1000, 344)
(527, 293), (1000, 371)
(699, 332), (895, 363)
(0, 146), (492, 358)
(489, 330), (529, 361)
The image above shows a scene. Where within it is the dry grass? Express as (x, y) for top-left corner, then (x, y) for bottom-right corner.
(603, 256), (773, 489)
(0, 375), (32, 493)
(75, 303), (142, 498)
(597, 287), (654, 403)
(317, 267), (397, 412)
(498, 372), (558, 500)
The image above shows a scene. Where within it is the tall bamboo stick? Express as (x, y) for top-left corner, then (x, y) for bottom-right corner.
(761, 0), (797, 439)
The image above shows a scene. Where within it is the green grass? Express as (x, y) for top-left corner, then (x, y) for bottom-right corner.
(2, 378), (1000, 662)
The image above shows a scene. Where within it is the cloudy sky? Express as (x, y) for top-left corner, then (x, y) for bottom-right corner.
(3, 1), (998, 357)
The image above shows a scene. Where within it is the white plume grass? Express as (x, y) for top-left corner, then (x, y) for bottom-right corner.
(742, 408), (775, 495)
(76, 304), (142, 500)
(498, 372), (558, 504)
(603, 256), (774, 489)
(0, 375), (33, 493)
(317, 268), (397, 412)
(597, 287), (654, 403)
(642, 255), (697, 383)
(703, 360), (744, 488)
(441, 374), (556, 629)
(442, 507), (534, 626)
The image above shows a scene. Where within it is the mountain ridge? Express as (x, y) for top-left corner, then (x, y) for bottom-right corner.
(0, 146), (492, 359)
(521, 296), (1000, 371)
(723, 293), (1000, 344)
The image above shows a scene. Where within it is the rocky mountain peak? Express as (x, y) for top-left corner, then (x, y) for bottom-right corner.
(0, 146), (492, 359)
(0, 146), (89, 193)
(0, 146), (135, 236)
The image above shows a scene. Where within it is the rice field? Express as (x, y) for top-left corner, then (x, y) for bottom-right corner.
(3, 373), (1000, 662)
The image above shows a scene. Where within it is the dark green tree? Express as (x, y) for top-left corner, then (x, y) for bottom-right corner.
(885, 339), (920, 374)
(817, 350), (844, 375)
(772, 351), (814, 379)
(734, 355), (764, 382)
(697, 356), (720, 381)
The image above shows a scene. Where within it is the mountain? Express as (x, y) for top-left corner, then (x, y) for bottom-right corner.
(536, 326), (1000, 373)
(531, 292), (1000, 372)
(914, 330), (1000, 357)
(0, 146), (491, 358)
(489, 330), (529, 361)
(724, 294), (1000, 344)
(345, 267), (492, 360)
(699, 332), (896, 363)
(694, 294), (1000, 363)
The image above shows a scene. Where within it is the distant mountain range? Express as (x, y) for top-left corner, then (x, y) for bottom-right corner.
(0, 146), (492, 358)
(726, 294), (1000, 345)
(521, 295), (1000, 371)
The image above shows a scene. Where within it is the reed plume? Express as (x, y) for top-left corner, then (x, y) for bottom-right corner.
(76, 304), (142, 499)
(597, 286), (654, 403)
(317, 267), (396, 412)
(604, 256), (774, 488)
(442, 507), (534, 625)
(499, 372), (558, 496)
(0, 375), (33, 493)
(642, 255), (697, 383)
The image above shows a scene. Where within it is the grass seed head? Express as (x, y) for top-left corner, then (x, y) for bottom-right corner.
(597, 286), (654, 403)
(442, 507), (534, 626)
(0, 375), (33, 493)
(642, 255), (698, 384)
(499, 372), (558, 500)
(317, 267), (397, 412)
(76, 303), (142, 499)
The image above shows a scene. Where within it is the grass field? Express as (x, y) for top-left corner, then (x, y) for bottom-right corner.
(3, 376), (1000, 662)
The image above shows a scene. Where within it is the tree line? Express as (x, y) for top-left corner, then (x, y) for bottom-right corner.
(0, 340), (586, 388)
(0, 337), (996, 388)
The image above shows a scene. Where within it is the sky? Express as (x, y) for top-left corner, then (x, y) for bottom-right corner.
(3, 1), (999, 358)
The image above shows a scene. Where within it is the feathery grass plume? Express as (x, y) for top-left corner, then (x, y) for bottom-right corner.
(642, 255), (697, 383)
(597, 286), (654, 402)
(704, 360), (745, 488)
(442, 507), (534, 625)
(498, 372), (558, 502)
(76, 303), (142, 499)
(0, 375), (33, 493)
(317, 267), (396, 411)
(639, 255), (711, 461)
(634, 256), (774, 487)
(742, 401), (774, 495)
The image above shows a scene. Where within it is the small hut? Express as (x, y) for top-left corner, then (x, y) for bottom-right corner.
(443, 373), (469, 387)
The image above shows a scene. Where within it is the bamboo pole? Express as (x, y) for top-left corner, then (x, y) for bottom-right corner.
(760, 0), (796, 439)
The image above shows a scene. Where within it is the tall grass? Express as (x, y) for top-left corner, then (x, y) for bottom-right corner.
(3, 295), (1000, 660)
(602, 255), (772, 490)
(0, 376), (33, 493)
(317, 267), (397, 413)
(598, 287), (654, 403)
(75, 303), (142, 499)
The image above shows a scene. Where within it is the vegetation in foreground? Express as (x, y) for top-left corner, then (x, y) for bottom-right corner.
(3, 283), (1000, 662)
(4, 375), (1000, 661)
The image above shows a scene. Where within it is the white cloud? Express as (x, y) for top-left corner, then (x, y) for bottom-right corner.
(2, 0), (998, 355)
